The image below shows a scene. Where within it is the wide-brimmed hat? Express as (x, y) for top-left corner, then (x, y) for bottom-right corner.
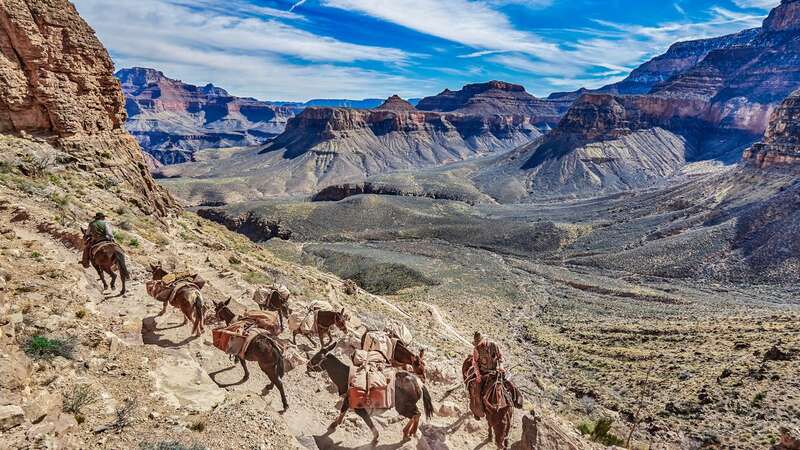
(94, 212), (106, 220)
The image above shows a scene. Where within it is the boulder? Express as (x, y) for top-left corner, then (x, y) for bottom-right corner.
(436, 401), (462, 418)
(25, 413), (78, 441)
(518, 413), (594, 450)
(149, 349), (225, 412)
(0, 404), (25, 431)
(23, 391), (62, 424)
(417, 423), (449, 450)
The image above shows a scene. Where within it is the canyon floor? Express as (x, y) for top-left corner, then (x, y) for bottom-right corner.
(197, 162), (800, 449)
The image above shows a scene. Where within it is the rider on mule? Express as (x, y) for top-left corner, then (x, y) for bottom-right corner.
(82, 212), (115, 267)
(468, 331), (504, 419)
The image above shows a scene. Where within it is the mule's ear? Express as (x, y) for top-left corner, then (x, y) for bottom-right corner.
(149, 263), (156, 272)
(324, 341), (337, 353)
(419, 349), (425, 358)
(224, 297), (232, 306)
(340, 308), (345, 314)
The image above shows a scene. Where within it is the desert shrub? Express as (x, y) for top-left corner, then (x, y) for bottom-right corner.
(50, 192), (70, 207)
(578, 418), (625, 446)
(228, 255), (241, 265)
(20, 154), (54, 178)
(129, 238), (140, 248)
(243, 271), (270, 285)
(31, 251), (42, 258)
(139, 442), (206, 450)
(188, 420), (205, 432)
(24, 335), (74, 359)
(63, 384), (98, 415)
(75, 309), (87, 319)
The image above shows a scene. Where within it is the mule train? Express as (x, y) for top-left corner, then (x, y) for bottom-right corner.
(80, 243), (521, 447)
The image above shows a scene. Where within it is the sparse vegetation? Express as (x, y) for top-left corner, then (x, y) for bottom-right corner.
(24, 335), (75, 359)
(188, 420), (206, 432)
(75, 308), (87, 319)
(62, 384), (98, 415)
(139, 442), (206, 450)
(129, 238), (140, 248)
(577, 418), (625, 447)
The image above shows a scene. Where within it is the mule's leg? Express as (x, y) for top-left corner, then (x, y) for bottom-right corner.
(292, 330), (298, 345)
(94, 265), (108, 290)
(238, 357), (250, 380)
(354, 408), (379, 443)
(119, 273), (126, 295)
(329, 396), (348, 430)
(262, 361), (289, 411)
(108, 269), (117, 289)
(410, 414), (421, 436)
(158, 300), (168, 316)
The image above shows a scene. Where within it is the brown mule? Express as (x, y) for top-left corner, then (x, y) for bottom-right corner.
(213, 299), (289, 410)
(360, 331), (427, 382)
(462, 357), (515, 450)
(146, 264), (206, 337)
(81, 233), (129, 295)
(293, 308), (349, 348)
(307, 342), (433, 443)
(257, 288), (291, 332)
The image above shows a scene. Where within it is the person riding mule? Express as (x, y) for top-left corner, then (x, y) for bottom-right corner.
(80, 212), (129, 295)
(81, 212), (115, 268)
(463, 332), (523, 449)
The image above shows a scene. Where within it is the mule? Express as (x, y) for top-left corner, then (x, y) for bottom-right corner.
(213, 299), (289, 410)
(360, 331), (427, 382)
(257, 288), (291, 332)
(81, 232), (129, 295)
(146, 264), (206, 337)
(462, 358), (515, 449)
(307, 342), (433, 443)
(293, 308), (348, 348)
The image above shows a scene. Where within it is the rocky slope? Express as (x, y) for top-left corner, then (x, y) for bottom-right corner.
(0, 0), (175, 217)
(118, 67), (300, 165)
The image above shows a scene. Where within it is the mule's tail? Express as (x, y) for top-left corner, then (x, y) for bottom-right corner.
(422, 384), (433, 421)
(114, 249), (130, 281)
(193, 291), (204, 334)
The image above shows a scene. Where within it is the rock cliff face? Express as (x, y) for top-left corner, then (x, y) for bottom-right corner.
(118, 67), (299, 164)
(0, 0), (175, 216)
(743, 90), (800, 167)
(417, 80), (570, 127)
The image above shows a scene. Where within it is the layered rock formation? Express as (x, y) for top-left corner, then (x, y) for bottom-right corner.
(417, 80), (570, 127)
(118, 67), (299, 164)
(743, 90), (800, 167)
(0, 0), (175, 216)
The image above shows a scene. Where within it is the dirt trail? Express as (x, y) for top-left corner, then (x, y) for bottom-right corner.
(36, 233), (501, 449)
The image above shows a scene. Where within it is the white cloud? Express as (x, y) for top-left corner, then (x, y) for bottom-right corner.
(72, 0), (425, 101)
(322, 0), (561, 58)
(289, 0), (309, 12)
(733, 0), (779, 10)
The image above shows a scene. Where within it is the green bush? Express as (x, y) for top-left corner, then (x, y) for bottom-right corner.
(129, 238), (140, 248)
(24, 335), (75, 359)
(577, 418), (625, 447)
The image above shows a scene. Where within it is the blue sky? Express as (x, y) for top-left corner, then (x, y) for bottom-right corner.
(73, 0), (778, 101)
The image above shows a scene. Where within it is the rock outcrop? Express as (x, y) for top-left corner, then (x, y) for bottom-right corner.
(0, 0), (175, 216)
(118, 67), (299, 164)
(743, 90), (800, 167)
(417, 80), (570, 127)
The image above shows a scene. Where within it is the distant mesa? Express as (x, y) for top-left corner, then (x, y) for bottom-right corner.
(375, 95), (416, 111)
